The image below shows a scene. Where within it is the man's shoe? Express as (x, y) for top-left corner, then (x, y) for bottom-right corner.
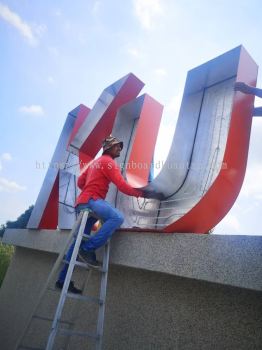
(79, 249), (101, 268)
(55, 280), (82, 294)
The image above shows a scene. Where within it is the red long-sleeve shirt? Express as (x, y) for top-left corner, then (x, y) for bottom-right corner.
(76, 155), (143, 205)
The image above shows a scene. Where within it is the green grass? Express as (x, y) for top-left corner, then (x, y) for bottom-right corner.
(0, 241), (14, 287)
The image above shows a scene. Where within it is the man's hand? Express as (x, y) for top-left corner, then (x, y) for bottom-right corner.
(234, 82), (253, 94)
(142, 190), (165, 200)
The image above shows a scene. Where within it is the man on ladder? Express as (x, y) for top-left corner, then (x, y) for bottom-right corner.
(56, 135), (162, 294)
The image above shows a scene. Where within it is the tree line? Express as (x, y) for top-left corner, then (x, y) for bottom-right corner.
(0, 205), (34, 237)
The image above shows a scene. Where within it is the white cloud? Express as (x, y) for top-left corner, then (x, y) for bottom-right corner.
(1, 152), (12, 161)
(127, 47), (140, 58)
(19, 105), (45, 116)
(34, 23), (47, 37)
(254, 96), (262, 108)
(218, 213), (241, 233)
(47, 76), (55, 84)
(154, 68), (167, 77)
(241, 163), (262, 198)
(154, 121), (175, 175)
(48, 46), (59, 58)
(133, 0), (163, 30)
(153, 92), (184, 175)
(92, 1), (101, 15)
(0, 177), (26, 193)
(0, 153), (12, 171)
(0, 3), (38, 46)
(54, 9), (62, 17)
(165, 92), (183, 116)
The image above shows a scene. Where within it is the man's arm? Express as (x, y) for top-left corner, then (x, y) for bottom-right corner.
(235, 82), (262, 98)
(103, 159), (143, 197)
(104, 159), (164, 199)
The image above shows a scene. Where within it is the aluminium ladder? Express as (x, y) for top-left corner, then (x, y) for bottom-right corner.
(16, 209), (110, 350)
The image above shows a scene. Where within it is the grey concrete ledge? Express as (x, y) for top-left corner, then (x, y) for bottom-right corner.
(3, 228), (70, 253)
(3, 228), (262, 291)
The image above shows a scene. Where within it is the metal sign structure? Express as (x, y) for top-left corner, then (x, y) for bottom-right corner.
(27, 46), (258, 233)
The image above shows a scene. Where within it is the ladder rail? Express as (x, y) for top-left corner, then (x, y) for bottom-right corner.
(45, 210), (89, 350)
(96, 242), (110, 350)
(62, 267), (93, 350)
(17, 208), (111, 350)
(15, 211), (84, 350)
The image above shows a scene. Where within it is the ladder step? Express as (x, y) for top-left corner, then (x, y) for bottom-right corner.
(74, 260), (91, 269)
(66, 292), (104, 305)
(59, 328), (99, 340)
(62, 260), (106, 273)
(47, 286), (61, 293)
(32, 315), (73, 325)
(61, 260), (90, 270)
(75, 260), (107, 273)
(83, 233), (91, 239)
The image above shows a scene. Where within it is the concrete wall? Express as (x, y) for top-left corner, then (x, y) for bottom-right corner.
(0, 230), (262, 349)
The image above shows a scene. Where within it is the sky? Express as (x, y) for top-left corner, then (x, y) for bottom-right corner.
(0, 0), (262, 235)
